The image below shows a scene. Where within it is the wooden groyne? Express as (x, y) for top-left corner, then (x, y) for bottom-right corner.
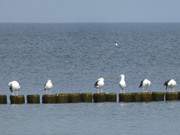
(0, 95), (7, 104)
(1, 92), (180, 104)
(27, 95), (40, 104)
(10, 95), (25, 104)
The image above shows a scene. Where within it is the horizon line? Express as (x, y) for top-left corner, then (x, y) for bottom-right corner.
(0, 22), (180, 24)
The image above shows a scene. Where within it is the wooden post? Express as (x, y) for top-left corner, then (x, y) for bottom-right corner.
(152, 92), (165, 101)
(81, 93), (93, 102)
(93, 93), (106, 102)
(42, 94), (57, 104)
(133, 92), (142, 102)
(0, 95), (7, 104)
(56, 93), (69, 103)
(119, 93), (135, 102)
(105, 93), (117, 102)
(141, 92), (152, 102)
(166, 92), (178, 101)
(10, 95), (25, 104)
(27, 95), (40, 104)
(68, 93), (81, 103)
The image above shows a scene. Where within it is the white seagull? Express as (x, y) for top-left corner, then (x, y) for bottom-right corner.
(119, 74), (126, 93)
(94, 77), (105, 93)
(115, 42), (119, 47)
(8, 81), (21, 95)
(164, 79), (177, 92)
(44, 80), (53, 94)
(139, 79), (151, 92)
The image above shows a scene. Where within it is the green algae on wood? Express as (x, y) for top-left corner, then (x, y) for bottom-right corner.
(81, 93), (93, 102)
(166, 92), (178, 101)
(93, 93), (106, 102)
(152, 92), (165, 101)
(119, 93), (135, 102)
(42, 94), (57, 104)
(141, 92), (152, 102)
(120, 92), (152, 102)
(68, 93), (81, 103)
(0, 95), (7, 104)
(10, 95), (25, 104)
(105, 93), (117, 102)
(27, 95), (40, 104)
(56, 93), (69, 103)
(133, 92), (142, 102)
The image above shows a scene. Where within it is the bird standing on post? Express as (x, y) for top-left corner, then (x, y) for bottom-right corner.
(8, 81), (21, 95)
(139, 79), (151, 92)
(164, 79), (176, 92)
(44, 80), (53, 94)
(94, 77), (105, 93)
(119, 74), (126, 93)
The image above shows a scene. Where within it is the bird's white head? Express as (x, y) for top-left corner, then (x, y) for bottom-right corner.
(120, 74), (125, 79)
(98, 77), (104, 81)
(8, 81), (12, 86)
(8, 80), (21, 90)
(9, 80), (20, 86)
(47, 79), (52, 83)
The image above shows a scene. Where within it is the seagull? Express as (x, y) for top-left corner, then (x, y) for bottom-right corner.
(44, 80), (53, 94)
(114, 42), (119, 47)
(139, 79), (151, 92)
(94, 77), (104, 93)
(8, 81), (21, 95)
(164, 79), (176, 92)
(119, 74), (126, 93)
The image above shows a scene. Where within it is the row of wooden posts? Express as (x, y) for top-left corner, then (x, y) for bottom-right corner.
(0, 92), (180, 104)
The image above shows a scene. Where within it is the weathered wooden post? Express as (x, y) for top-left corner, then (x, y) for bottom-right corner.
(68, 93), (81, 103)
(27, 95), (40, 104)
(105, 93), (117, 102)
(166, 92), (178, 101)
(0, 95), (7, 104)
(119, 93), (135, 102)
(56, 93), (69, 103)
(10, 95), (25, 104)
(141, 92), (152, 102)
(93, 93), (106, 102)
(81, 93), (93, 102)
(42, 94), (57, 104)
(133, 92), (142, 102)
(152, 92), (165, 101)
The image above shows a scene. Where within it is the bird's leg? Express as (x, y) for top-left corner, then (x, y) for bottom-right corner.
(45, 90), (47, 95)
(146, 86), (148, 92)
(97, 89), (100, 93)
(147, 86), (149, 92)
(168, 87), (170, 92)
(100, 88), (103, 93)
(143, 87), (146, 92)
(166, 87), (168, 93)
(14, 91), (17, 96)
(172, 87), (175, 92)
(122, 88), (125, 93)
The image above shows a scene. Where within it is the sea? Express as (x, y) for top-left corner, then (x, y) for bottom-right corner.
(0, 23), (180, 135)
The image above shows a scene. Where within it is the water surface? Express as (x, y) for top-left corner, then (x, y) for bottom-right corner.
(0, 23), (180, 135)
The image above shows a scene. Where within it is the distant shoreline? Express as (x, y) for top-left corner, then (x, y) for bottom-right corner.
(0, 22), (180, 24)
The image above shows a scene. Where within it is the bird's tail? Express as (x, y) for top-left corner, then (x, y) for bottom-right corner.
(139, 81), (143, 88)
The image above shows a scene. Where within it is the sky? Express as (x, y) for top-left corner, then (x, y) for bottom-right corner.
(0, 0), (180, 23)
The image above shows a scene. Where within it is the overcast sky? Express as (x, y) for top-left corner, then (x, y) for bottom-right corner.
(0, 0), (180, 23)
